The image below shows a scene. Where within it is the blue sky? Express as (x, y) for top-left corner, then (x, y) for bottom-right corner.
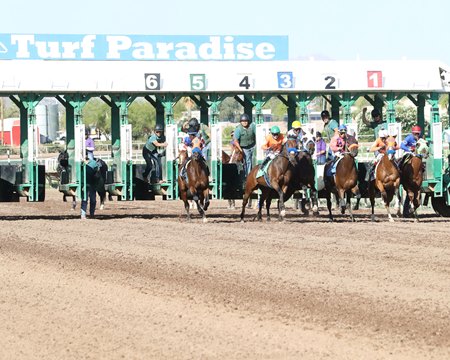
(2, 0), (450, 64)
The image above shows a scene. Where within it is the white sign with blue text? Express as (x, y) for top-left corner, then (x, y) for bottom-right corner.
(0, 34), (289, 61)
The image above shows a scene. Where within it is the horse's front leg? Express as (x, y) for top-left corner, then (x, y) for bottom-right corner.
(369, 182), (376, 222)
(325, 190), (333, 222)
(99, 191), (105, 210)
(337, 188), (346, 215)
(378, 182), (394, 222)
(411, 189), (420, 222)
(180, 189), (191, 221)
(272, 182), (285, 221)
(310, 186), (319, 216)
(266, 197), (273, 221)
(255, 189), (268, 222)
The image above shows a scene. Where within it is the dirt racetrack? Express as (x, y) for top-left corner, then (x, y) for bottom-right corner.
(0, 188), (449, 359)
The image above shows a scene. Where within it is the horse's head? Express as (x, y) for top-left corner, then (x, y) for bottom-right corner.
(231, 147), (244, 163)
(416, 138), (429, 159)
(178, 149), (188, 165)
(58, 150), (69, 168)
(191, 147), (203, 162)
(347, 143), (359, 158)
(285, 140), (299, 167)
(302, 138), (315, 155)
(386, 136), (397, 161)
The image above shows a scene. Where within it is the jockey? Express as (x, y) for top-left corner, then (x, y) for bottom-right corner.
(260, 125), (286, 168)
(398, 125), (422, 168)
(401, 125), (422, 153)
(329, 124), (348, 158)
(187, 117), (210, 160)
(328, 124), (358, 175)
(366, 129), (388, 181)
(179, 135), (193, 156)
(286, 121), (304, 149)
(370, 129), (389, 162)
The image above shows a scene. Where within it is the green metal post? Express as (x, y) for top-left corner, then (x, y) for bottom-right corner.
(63, 95), (90, 201)
(425, 93), (443, 196)
(109, 95), (135, 201)
(330, 95), (340, 123)
(11, 94), (43, 201)
(385, 93), (398, 124)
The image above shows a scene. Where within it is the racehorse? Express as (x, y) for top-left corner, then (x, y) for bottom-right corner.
(323, 143), (360, 221)
(369, 139), (401, 222)
(240, 141), (298, 222)
(286, 138), (319, 216)
(57, 151), (110, 210)
(178, 149), (210, 222)
(222, 145), (244, 209)
(399, 138), (428, 221)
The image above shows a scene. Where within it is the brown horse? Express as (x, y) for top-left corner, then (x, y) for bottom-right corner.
(399, 139), (428, 221)
(240, 142), (298, 222)
(178, 149), (210, 222)
(285, 139), (319, 216)
(222, 145), (244, 209)
(324, 144), (360, 221)
(369, 142), (401, 222)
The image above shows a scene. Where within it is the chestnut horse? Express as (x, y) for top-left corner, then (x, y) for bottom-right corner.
(178, 149), (210, 222)
(240, 142), (298, 222)
(399, 138), (428, 221)
(323, 144), (360, 221)
(369, 139), (401, 222)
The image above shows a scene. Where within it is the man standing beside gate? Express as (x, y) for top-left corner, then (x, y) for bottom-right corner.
(233, 113), (256, 207)
(233, 114), (256, 178)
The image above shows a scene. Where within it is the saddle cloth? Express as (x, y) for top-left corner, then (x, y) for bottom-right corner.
(256, 159), (274, 188)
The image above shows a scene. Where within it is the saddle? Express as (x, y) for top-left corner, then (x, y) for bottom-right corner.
(256, 159), (274, 189)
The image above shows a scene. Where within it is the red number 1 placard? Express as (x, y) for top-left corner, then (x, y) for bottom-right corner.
(367, 71), (383, 88)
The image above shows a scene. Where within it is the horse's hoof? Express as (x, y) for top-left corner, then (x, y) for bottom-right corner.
(280, 209), (286, 218)
(100, 204), (104, 210)
(313, 211), (320, 216)
(267, 217), (271, 222)
(371, 215), (376, 222)
(389, 218), (395, 223)
(202, 217), (208, 223)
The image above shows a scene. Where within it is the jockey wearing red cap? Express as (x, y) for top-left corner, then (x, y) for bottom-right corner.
(401, 125), (422, 153)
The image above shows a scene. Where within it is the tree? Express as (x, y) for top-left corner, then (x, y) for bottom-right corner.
(218, 97), (241, 122)
(128, 99), (155, 140)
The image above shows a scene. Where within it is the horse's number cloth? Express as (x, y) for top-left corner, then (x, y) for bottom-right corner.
(256, 159), (273, 178)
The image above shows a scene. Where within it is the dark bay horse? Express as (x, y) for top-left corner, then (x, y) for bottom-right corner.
(222, 145), (244, 209)
(240, 142), (298, 222)
(178, 149), (210, 222)
(285, 139), (319, 216)
(369, 143), (401, 222)
(323, 144), (360, 221)
(57, 151), (110, 210)
(399, 138), (428, 221)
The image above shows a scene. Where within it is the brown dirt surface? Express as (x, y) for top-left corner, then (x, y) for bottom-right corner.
(0, 188), (449, 359)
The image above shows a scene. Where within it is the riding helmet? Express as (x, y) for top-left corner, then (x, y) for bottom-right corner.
(411, 125), (422, 134)
(270, 125), (281, 135)
(320, 110), (330, 118)
(240, 113), (251, 123)
(371, 109), (381, 118)
(155, 123), (164, 132)
(378, 129), (388, 138)
(338, 124), (347, 133)
(292, 120), (302, 129)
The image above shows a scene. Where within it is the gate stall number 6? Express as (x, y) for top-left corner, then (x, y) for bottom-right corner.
(144, 73), (161, 90)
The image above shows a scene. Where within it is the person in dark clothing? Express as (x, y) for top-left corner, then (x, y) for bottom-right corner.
(81, 158), (100, 219)
(142, 123), (168, 183)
